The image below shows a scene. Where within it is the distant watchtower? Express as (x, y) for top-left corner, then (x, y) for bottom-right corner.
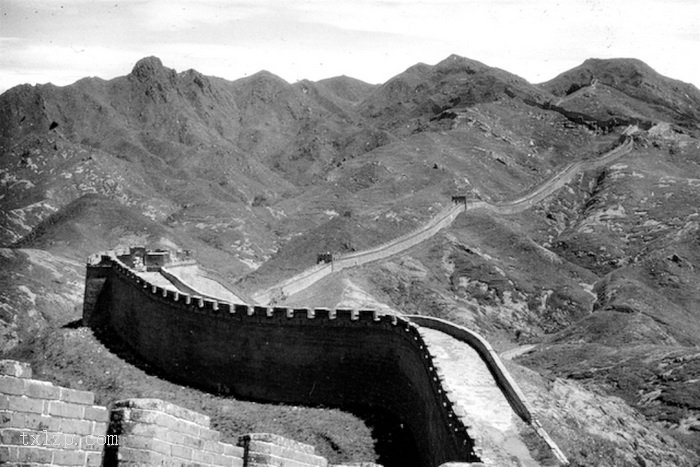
(451, 195), (467, 205)
(316, 252), (333, 264)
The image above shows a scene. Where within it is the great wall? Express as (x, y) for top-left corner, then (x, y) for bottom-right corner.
(1, 137), (636, 466)
(252, 137), (633, 304)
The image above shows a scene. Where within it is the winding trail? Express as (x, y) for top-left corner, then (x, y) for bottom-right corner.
(252, 138), (634, 304)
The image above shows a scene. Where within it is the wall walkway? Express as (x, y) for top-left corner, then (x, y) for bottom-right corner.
(83, 257), (482, 466)
(74, 137), (637, 466)
(252, 138), (633, 304)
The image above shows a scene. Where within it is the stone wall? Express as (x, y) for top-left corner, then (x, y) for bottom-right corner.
(104, 399), (245, 466)
(251, 138), (632, 305)
(0, 360), (108, 466)
(406, 316), (569, 465)
(84, 255), (480, 466)
(252, 203), (464, 304)
(0, 359), (385, 467)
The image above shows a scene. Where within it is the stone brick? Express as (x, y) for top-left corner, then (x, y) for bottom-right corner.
(222, 442), (245, 457)
(0, 360), (32, 378)
(203, 438), (224, 454)
(165, 429), (186, 445)
(52, 449), (87, 466)
(171, 418), (200, 436)
(81, 433), (118, 451)
(0, 445), (10, 462)
(0, 375), (25, 395)
(47, 401), (85, 419)
(14, 445), (53, 463)
(247, 440), (328, 466)
(119, 434), (170, 455)
(60, 387), (95, 405)
(85, 451), (103, 466)
(119, 420), (167, 438)
(199, 426), (221, 441)
(84, 405), (109, 422)
(7, 395), (43, 414)
(239, 433), (316, 454)
(92, 421), (108, 436)
(6, 412), (61, 431)
(248, 451), (320, 467)
(0, 428), (27, 445)
(179, 432), (203, 449)
(191, 448), (214, 464)
(122, 407), (158, 425)
(117, 446), (166, 464)
(59, 418), (93, 435)
(171, 443), (193, 460)
(224, 454), (245, 467)
(0, 397), (8, 410)
(56, 433), (83, 450)
(25, 380), (60, 400)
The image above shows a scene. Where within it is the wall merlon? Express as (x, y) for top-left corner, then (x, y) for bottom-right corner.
(83, 251), (567, 465)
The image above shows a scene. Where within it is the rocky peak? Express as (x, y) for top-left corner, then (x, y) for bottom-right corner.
(130, 56), (177, 84)
(434, 54), (488, 75)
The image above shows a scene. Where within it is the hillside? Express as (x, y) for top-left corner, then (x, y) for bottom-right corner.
(542, 58), (700, 129)
(1, 55), (700, 465)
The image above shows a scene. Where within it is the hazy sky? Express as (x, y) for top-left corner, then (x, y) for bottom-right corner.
(1, 0), (698, 94)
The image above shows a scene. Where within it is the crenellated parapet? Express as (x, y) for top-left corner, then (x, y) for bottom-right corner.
(84, 252), (484, 466)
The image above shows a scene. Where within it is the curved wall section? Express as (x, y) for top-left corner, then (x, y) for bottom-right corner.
(85, 256), (479, 467)
(406, 316), (568, 465)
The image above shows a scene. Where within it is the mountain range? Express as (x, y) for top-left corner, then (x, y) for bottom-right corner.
(1, 54), (700, 466)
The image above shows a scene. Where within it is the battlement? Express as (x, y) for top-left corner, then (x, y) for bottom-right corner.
(83, 252), (482, 466)
(82, 250), (569, 466)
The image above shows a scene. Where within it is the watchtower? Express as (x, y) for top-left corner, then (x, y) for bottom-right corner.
(316, 252), (333, 264)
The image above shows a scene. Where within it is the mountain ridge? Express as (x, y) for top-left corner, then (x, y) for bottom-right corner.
(2, 53), (700, 465)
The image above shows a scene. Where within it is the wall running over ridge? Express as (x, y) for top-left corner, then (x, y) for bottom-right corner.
(252, 138), (633, 305)
(73, 138), (634, 466)
(252, 203), (464, 304)
(84, 255), (482, 467)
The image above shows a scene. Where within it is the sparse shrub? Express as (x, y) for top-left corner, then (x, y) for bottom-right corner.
(251, 194), (267, 207)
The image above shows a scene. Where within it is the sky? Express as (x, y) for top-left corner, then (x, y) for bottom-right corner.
(1, 0), (699, 94)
